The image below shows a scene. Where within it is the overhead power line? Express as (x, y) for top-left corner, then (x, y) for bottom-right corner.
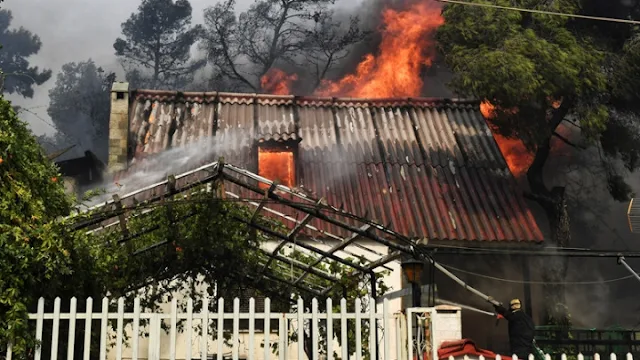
(436, 0), (640, 25)
(442, 263), (636, 285)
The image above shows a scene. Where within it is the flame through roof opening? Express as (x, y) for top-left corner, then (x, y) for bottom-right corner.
(258, 148), (295, 189)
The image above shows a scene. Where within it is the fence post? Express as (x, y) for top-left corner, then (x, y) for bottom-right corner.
(99, 298), (108, 360)
(202, 295), (209, 360)
(326, 298), (333, 360)
(132, 297), (140, 360)
(82, 297), (93, 360)
(232, 297), (240, 360)
(67, 297), (77, 360)
(248, 297), (255, 360)
(311, 298), (319, 360)
(355, 298), (362, 360)
(186, 298), (193, 360)
(148, 314), (161, 360)
(340, 298), (348, 360)
(116, 298), (125, 360)
(264, 298), (271, 360)
(170, 297), (178, 360)
(297, 297), (304, 360)
(216, 298), (224, 360)
(35, 298), (44, 360)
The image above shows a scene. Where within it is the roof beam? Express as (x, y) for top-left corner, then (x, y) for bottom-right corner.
(257, 247), (339, 283)
(258, 198), (323, 278)
(226, 211), (370, 273)
(292, 224), (371, 286)
(288, 210), (316, 239)
(250, 182), (277, 224)
(262, 271), (324, 297)
(364, 250), (402, 271)
(221, 172), (416, 256)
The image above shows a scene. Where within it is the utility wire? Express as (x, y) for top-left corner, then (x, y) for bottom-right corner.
(442, 263), (635, 285)
(436, 0), (640, 25)
(79, 195), (640, 258)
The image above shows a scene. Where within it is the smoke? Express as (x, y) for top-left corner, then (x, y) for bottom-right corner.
(84, 129), (251, 208)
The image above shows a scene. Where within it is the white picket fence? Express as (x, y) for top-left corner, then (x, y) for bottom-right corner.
(3, 296), (638, 360)
(4, 296), (396, 360)
(443, 355), (635, 360)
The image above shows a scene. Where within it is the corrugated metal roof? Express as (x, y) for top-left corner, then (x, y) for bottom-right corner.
(115, 90), (544, 243)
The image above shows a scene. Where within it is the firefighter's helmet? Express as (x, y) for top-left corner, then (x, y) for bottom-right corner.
(510, 298), (521, 310)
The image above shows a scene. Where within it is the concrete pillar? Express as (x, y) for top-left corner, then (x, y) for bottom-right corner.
(108, 82), (130, 173)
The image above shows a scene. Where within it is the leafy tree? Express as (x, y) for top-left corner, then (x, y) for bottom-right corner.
(0, 95), (76, 356)
(47, 60), (115, 162)
(113, 0), (206, 89)
(0, 9), (51, 98)
(436, 0), (638, 325)
(202, 0), (368, 93)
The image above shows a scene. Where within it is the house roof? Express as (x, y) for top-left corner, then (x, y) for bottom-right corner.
(56, 150), (105, 179)
(114, 90), (544, 243)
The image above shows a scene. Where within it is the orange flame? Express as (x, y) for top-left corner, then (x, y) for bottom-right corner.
(260, 68), (298, 95)
(481, 101), (533, 177)
(315, 0), (444, 98)
(258, 149), (295, 189)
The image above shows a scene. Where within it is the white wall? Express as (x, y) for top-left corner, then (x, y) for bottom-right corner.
(106, 238), (407, 360)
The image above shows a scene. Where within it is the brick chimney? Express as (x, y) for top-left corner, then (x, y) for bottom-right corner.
(108, 82), (130, 173)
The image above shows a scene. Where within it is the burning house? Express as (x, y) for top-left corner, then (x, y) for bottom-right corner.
(89, 0), (557, 357)
(101, 81), (545, 356)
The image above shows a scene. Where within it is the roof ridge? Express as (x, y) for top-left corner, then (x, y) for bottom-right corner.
(131, 89), (480, 106)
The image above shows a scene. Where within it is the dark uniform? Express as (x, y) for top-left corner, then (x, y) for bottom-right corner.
(494, 299), (535, 360)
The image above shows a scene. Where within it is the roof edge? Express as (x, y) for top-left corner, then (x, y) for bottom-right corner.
(129, 88), (480, 106)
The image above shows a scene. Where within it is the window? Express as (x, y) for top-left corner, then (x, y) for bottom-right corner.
(258, 147), (295, 189)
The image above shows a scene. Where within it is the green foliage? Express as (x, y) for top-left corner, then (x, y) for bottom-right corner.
(114, 0), (206, 89)
(0, 95), (73, 355)
(0, 10), (51, 98)
(437, 0), (608, 148)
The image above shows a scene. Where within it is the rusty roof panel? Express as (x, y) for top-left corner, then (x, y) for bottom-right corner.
(114, 90), (544, 243)
(333, 103), (381, 164)
(256, 101), (297, 143)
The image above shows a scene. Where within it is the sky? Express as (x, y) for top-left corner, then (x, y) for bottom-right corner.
(3, 0), (360, 136)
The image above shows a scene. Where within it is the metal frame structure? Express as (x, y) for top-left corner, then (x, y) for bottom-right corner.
(69, 159), (424, 297)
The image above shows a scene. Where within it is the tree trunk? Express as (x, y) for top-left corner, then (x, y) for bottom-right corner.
(525, 101), (573, 327)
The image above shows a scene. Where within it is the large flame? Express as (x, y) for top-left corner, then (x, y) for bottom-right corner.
(481, 101), (571, 177)
(315, 1), (444, 98)
(260, 68), (298, 95)
(259, 1), (443, 98)
(481, 101), (533, 177)
(258, 148), (295, 189)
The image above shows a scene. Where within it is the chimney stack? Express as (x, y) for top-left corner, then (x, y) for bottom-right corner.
(108, 82), (130, 174)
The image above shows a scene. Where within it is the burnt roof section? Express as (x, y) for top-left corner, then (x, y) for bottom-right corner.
(116, 90), (544, 243)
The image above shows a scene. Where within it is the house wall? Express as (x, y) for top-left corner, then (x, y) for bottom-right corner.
(430, 253), (541, 355)
(104, 240), (470, 360)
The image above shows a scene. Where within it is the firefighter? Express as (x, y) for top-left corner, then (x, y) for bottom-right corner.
(490, 298), (536, 360)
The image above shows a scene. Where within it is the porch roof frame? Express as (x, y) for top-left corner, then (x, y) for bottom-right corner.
(69, 159), (418, 296)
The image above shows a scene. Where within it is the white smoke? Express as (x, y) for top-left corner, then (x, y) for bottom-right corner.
(83, 129), (250, 208)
